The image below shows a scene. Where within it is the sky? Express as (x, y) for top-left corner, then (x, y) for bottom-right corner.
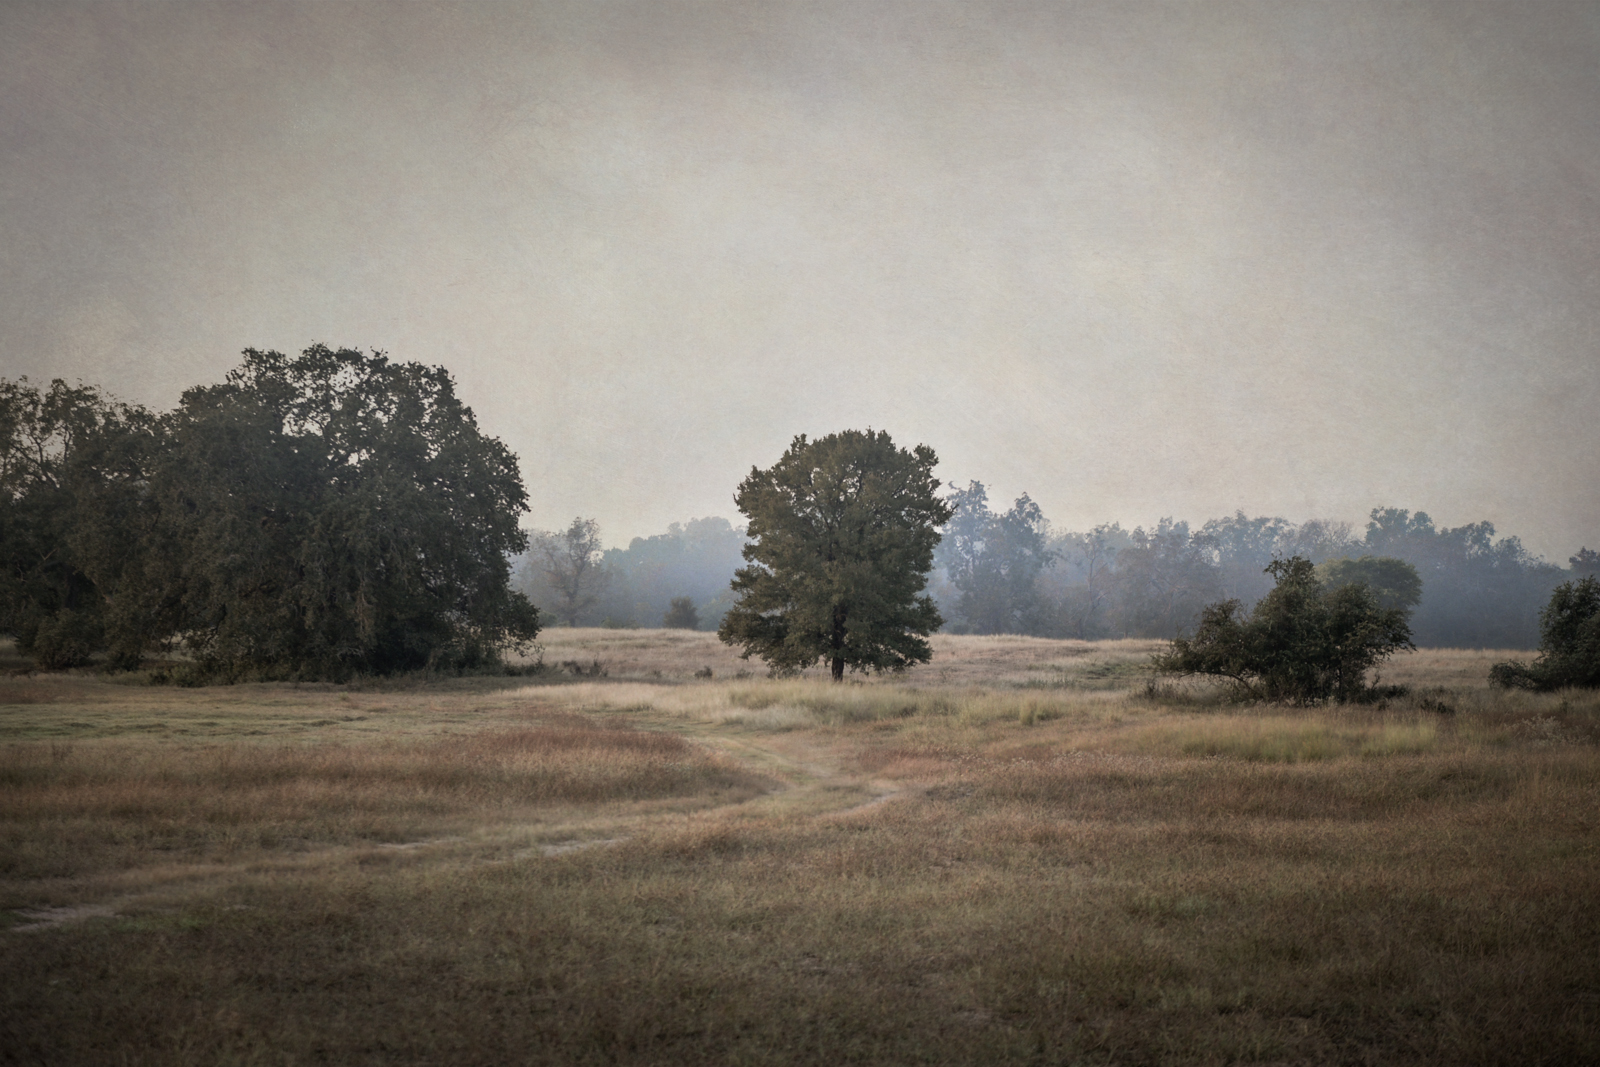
(3, 1), (1597, 561)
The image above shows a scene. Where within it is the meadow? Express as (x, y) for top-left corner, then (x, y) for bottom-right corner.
(1, 632), (1596, 1065)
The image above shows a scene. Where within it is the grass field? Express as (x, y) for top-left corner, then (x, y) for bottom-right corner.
(2, 632), (1597, 1065)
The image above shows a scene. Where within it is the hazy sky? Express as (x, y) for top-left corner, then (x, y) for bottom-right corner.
(3, 1), (1597, 560)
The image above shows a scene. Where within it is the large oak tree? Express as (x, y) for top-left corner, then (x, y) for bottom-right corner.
(718, 430), (952, 681)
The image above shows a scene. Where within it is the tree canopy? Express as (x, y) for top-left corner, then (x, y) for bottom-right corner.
(935, 481), (1054, 634)
(0, 346), (540, 678)
(0, 377), (155, 668)
(1316, 555), (1423, 614)
(718, 430), (952, 681)
(1154, 556), (1414, 703)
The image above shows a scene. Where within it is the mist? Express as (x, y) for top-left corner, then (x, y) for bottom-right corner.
(4, 2), (1598, 563)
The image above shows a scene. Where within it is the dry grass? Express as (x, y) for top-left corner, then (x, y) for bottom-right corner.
(2, 636), (1597, 1065)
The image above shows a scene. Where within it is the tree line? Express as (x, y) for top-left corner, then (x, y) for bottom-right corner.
(931, 484), (1589, 649)
(514, 515), (745, 632)
(0, 349), (538, 678)
(521, 482), (1590, 651)
(6, 351), (1592, 683)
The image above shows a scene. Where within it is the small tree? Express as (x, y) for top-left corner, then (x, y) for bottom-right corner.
(531, 518), (608, 627)
(718, 430), (952, 681)
(1316, 556), (1423, 614)
(662, 596), (700, 630)
(1154, 556), (1414, 703)
(1490, 576), (1600, 691)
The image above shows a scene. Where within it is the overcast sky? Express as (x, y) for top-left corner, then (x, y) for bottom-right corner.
(3, 1), (1597, 560)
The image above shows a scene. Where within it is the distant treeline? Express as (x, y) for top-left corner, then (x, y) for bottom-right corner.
(934, 484), (1594, 649)
(525, 485), (1595, 649)
(515, 517), (745, 631)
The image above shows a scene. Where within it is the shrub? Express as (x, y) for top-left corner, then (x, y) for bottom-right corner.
(1490, 576), (1600, 690)
(1153, 556), (1413, 704)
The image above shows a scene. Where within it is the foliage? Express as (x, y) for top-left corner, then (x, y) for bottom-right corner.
(1030, 522), (1132, 639)
(0, 349), (540, 677)
(718, 430), (952, 681)
(662, 596), (700, 630)
(1316, 555), (1422, 613)
(0, 377), (156, 668)
(1490, 576), (1600, 691)
(1114, 519), (1222, 639)
(935, 481), (1054, 634)
(1362, 507), (1563, 647)
(527, 518), (609, 627)
(1154, 556), (1414, 703)
(136, 346), (540, 678)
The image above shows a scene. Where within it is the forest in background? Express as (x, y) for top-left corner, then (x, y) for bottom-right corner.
(518, 485), (1595, 649)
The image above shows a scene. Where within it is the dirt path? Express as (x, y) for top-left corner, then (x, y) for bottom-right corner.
(5, 720), (911, 934)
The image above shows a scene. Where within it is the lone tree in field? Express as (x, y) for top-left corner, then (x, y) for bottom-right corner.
(718, 430), (952, 681)
(1154, 556), (1414, 703)
(1490, 576), (1600, 691)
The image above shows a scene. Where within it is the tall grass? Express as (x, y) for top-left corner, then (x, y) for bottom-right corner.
(0, 718), (763, 882)
(524, 677), (1133, 729)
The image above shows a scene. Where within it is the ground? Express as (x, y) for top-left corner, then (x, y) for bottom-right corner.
(1, 632), (1596, 1065)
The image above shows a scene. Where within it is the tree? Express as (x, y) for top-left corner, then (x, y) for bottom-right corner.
(1316, 556), (1422, 614)
(1114, 519), (1221, 639)
(936, 481), (1054, 634)
(718, 430), (952, 681)
(0, 377), (156, 668)
(1490, 576), (1600, 691)
(126, 345), (539, 677)
(662, 596), (700, 629)
(1195, 512), (1294, 604)
(528, 517), (609, 627)
(1154, 556), (1414, 703)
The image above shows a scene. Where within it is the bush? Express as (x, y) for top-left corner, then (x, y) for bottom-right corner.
(1490, 576), (1600, 691)
(1153, 557), (1414, 704)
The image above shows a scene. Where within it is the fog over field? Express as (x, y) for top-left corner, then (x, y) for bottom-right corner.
(3, 1), (1597, 561)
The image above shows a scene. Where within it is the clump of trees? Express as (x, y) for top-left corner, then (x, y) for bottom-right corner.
(935, 482), (1054, 634)
(929, 489), (1575, 649)
(515, 516), (746, 630)
(1153, 557), (1415, 703)
(718, 430), (951, 681)
(1490, 577), (1600, 691)
(1, 347), (540, 678)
